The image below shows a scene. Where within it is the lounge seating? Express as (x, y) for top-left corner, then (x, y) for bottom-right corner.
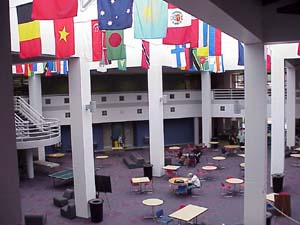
(123, 152), (145, 169)
(53, 189), (74, 207)
(60, 202), (76, 219)
(24, 214), (47, 225)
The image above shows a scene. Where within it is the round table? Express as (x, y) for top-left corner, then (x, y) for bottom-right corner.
(240, 162), (245, 168)
(169, 146), (181, 150)
(96, 155), (109, 159)
(212, 156), (226, 169)
(168, 177), (188, 185)
(202, 165), (217, 180)
(290, 153), (300, 167)
(142, 198), (164, 219)
(226, 178), (244, 195)
(224, 145), (240, 155)
(47, 153), (65, 158)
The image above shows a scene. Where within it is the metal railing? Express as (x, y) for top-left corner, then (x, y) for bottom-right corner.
(14, 96), (60, 146)
(212, 89), (272, 100)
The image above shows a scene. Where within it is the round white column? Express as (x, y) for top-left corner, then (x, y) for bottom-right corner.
(201, 71), (212, 146)
(26, 149), (34, 179)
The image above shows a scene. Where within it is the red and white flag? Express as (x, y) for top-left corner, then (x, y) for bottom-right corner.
(141, 40), (150, 69)
(163, 4), (193, 45)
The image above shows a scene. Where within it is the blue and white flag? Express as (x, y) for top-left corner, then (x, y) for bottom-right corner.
(97, 0), (133, 30)
(238, 41), (244, 66)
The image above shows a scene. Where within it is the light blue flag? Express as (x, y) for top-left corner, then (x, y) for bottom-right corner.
(134, 0), (168, 39)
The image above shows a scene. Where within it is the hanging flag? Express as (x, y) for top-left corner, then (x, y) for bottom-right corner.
(209, 55), (225, 73)
(238, 41), (244, 66)
(91, 20), (104, 62)
(196, 46), (209, 57)
(32, 0), (78, 20)
(12, 64), (24, 74)
(17, 3), (41, 59)
(141, 40), (150, 69)
(106, 30), (126, 60)
(24, 64), (35, 77)
(117, 59), (127, 71)
(209, 25), (221, 56)
(190, 49), (209, 71)
(190, 20), (209, 48)
(170, 44), (187, 68)
(134, 0), (168, 39)
(163, 3), (193, 45)
(266, 46), (271, 73)
(97, 0), (133, 30)
(44, 61), (55, 76)
(54, 18), (75, 58)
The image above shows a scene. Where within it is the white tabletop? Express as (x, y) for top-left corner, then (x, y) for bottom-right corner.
(169, 146), (181, 150)
(168, 177), (188, 184)
(224, 145), (240, 149)
(266, 193), (278, 202)
(169, 204), (208, 222)
(163, 165), (181, 171)
(202, 165), (217, 171)
(240, 162), (245, 168)
(290, 153), (300, 158)
(238, 154), (245, 158)
(294, 147), (300, 151)
(226, 178), (244, 184)
(112, 147), (123, 150)
(96, 155), (109, 159)
(209, 141), (219, 144)
(212, 156), (226, 161)
(142, 198), (164, 206)
(131, 177), (150, 184)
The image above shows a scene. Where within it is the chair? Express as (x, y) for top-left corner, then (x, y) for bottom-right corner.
(145, 180), (154, 192)
(130, 179), (139, 192)
(175, 185), (188, 195)
(53, 188), (74, 207)
(197, 168), (207, 180)
(60, 202), (76, 219)
(220, 182), (232, 197)
(24, 214), (47, 225)
(166, 169), (178, 178)
(155, 209), (173, 224)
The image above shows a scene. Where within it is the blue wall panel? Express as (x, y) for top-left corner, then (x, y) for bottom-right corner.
(93, 124), (103, 151)
(164, 118), (194, 145)
(61, 125), (71, 152)
(134, 121), (149, 147)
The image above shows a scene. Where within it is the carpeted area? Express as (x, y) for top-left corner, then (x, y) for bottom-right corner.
(20, 148), (300, 225)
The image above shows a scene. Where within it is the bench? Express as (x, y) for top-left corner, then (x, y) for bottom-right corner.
(34, 160), (60, 173)
(123, 152), (145, 169)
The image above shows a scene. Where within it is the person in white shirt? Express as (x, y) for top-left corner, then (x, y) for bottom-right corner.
(187, 173), (201, 194)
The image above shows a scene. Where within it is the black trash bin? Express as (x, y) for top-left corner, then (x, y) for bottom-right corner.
(272, 173), (284, 193)
(89, 198), (104, 223)
(143, 163), (153, 180)
(266, 211), (273, 225)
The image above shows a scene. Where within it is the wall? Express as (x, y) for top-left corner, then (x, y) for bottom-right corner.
(164, 118), (194, 145)
(134, 121), (149, 147)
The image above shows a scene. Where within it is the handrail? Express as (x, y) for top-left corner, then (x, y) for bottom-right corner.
(14, 96), (60, 147)
(212, 89), (272, 100)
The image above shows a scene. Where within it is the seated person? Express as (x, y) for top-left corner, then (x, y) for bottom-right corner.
(187, 173), (201, 193)
(177, 149), (183, 159)
(176, 155), (186, 166)
(187, 153), (196, 167)
(192, 148), (202, 164)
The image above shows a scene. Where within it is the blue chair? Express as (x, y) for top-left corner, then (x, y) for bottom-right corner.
(175, 185), (188, 195)
(155, 209), (173, 224)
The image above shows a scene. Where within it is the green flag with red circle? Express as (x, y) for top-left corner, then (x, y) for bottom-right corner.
(106, 30), (126, 60)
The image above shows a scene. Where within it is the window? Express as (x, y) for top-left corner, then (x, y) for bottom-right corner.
(170, 107), (175, 112)
(137, 109), (142, 114)
(185, 93), (190, 99)
(137, 95), (142, 100)
(170, 94), (175, 99)
(45, 99), (51, 104)
(102, 110), (107, 116)
(65, 112), (70, 118)
(64, 98), (69, 104)
(119, 96), (124, 101)
(220, 106), (225, 111)
(101, 96), (107, 102)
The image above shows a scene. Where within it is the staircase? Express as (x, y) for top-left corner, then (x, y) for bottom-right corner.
(14, 96), (60, 149)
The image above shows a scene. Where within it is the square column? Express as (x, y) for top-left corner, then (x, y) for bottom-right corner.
(148, 44), (165, 177)
(194, 117), (200, 144)
(0, 0), (22, 223)
(201, 71), (212, 146)
(286, 66), (296, 147)
(244, 43), (267, 225)
(68, 58), (96, 218)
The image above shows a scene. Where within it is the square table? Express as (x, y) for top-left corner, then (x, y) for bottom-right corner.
(131, 177), (150, 193)
(163, 165), (181, 171)
(169, 204), (208, 224)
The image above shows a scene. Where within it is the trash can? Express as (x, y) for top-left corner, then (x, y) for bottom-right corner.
(143, 163), (153, 181)
(89, 198), (104, 223)
(272, 173), (284, 193)
(266, 211), (273, 225)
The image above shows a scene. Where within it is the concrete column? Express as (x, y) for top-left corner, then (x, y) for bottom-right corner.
(270, 45), (285, 177)
(68, 58), (95, 218)
(26, 149), (34, 179)
(148, 44), (165, 177)
(201, 71), (212, 146)
(28, 74), (46, 160)
(194, 117), (200, 144)
(286, 66), (296, 147)
(0, 1), (22, 223)
(244, 43), (267, 225)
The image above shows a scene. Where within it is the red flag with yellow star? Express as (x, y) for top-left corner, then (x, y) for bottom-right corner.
(54, 18), (75, 58)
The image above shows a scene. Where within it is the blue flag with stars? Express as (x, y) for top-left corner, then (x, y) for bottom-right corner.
(97, 0), (133, 30)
